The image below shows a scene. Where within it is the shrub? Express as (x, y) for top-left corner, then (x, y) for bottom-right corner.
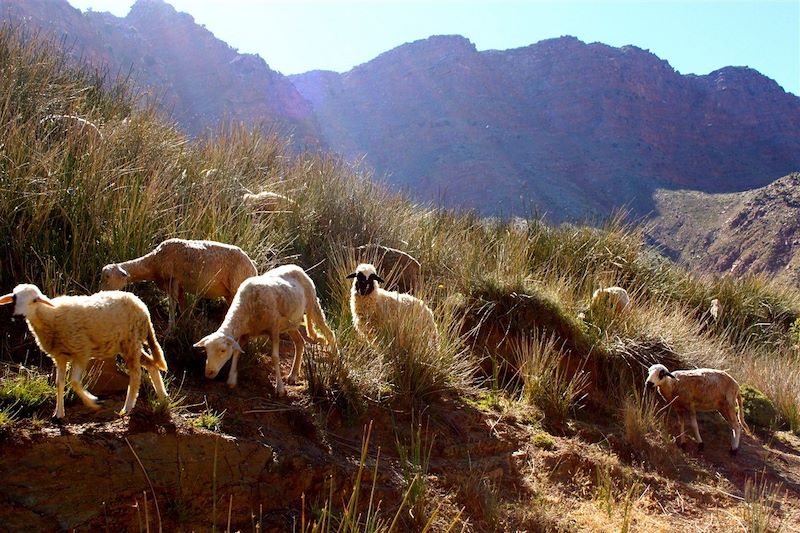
(741, 384), (780, 430)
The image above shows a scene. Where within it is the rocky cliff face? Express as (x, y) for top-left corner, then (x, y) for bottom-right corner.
(292, 35), (800, 220)
(0, 0), (320, 145)
(650, 173), (800, 286)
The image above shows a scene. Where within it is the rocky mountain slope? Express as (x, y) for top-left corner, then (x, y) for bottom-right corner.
(0, 0), (320, 145)
(292, 35), (800, 220)
(650, 172), (800, 286)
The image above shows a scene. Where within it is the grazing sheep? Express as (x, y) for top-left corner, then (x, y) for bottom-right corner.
(0, 284), (168, 419)
(193, 264), (336, 395)
(347, 263), (437, 349)
(591, 286), (630, 314)
(353, 244), (422, 292)
(645, 364), (748, 454)
(709, 298), (721, 321)
(101, 238), (257, 327)
(39, 114), (103, 145)
(242, 190), (295, 212)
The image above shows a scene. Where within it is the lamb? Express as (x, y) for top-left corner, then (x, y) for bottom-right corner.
(101, 238), (258, 327)
(591, 286), (630, 314)
(193, 264), (337, 395)
(347, 263), (438, 350)
(242, 190), (295, 213)
(0, 284), (168, 419)
(645, 364), (748, 454)
(353, 244), (422, 293)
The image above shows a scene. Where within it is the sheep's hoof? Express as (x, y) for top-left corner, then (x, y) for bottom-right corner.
(287, 375), (299, 386)
(276, 388), (286, 398)
(697, 442), (705, 452)
(729, 447), (738, 456)
(227, 382), (237, 389)
(51, 415), (64, 425)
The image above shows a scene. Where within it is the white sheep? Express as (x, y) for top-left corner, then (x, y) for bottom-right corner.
(353, 244), (422, 293)
(193, 264), (337, 395)
(0, 284), (168, 419)
(346, 263), (438, 350)
(242, 190), (295, 213)
(709, 298), (721, 321)
(645, 363), (748, 454)
(591, 286), (630, 314)
(101, 238), (258, 327)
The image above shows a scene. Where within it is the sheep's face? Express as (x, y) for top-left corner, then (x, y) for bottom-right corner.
(645, 364), (675, 390)
(194, 333), (243, 379)
(0, 284), (55, 317)
(346, 264), (384, 296)
(100, 264), (129, 291)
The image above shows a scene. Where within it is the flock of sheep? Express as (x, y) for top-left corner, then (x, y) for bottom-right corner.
(0, 223), (748, 455)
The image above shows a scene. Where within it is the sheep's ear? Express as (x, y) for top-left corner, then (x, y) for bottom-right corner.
(0, 293), (12, 305)
(193, 336), (210, 348)
(230, 338), (243, 353)
(36, 295), (55, 308)
(346, 272), (358, 279)
(119, 266), (129, 278)
(368, 273), (384, 284)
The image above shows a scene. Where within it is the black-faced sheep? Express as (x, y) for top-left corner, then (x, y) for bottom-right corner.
(347, 263), (437, 349)
(0, 284), (168, 419)
(193, 264), (336, 396)
(101, 238), (258, 327)
(353, 244), (422, 293)
(646, 363), (748, 454)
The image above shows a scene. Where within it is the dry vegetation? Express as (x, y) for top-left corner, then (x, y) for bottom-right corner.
(1, 27), (800, 532)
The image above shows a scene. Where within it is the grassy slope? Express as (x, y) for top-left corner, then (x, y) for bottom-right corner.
(1, 28), (800, 531)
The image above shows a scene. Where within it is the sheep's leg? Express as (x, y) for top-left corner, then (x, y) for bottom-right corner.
(226, 351), (240, 388)
(144, 362), (168, 401)
(69, 360), (101, 410)
(676, 412), (687, 449)
(53, 357), (67, 420)
(688, 410), (703, 451)
(271, 331), (285, 397)
(287, 329), (305, 385)
(120, 353), (142, 416)
(720, 405), (742, 453)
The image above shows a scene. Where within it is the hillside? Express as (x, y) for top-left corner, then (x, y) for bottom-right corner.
(291, 35), (800, 221)
(650, 172), (800, 287)
(2, 20), (800, 533)
(0, 0), (320, 145)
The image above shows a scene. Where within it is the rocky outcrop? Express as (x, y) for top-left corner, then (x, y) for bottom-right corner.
(0, 0), (320, 145)
(292, 35), (800, 220)
(650, 173), (800, 286)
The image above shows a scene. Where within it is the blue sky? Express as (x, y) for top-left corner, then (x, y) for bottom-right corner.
(68, 1), (799, 96)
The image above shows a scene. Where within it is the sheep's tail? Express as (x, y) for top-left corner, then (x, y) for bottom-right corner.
(737, 391), (750, 434)
(144, 319), (168, 371)
(306, 297), (338, 356)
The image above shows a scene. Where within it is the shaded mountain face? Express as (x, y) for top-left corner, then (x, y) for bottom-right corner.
(292, 35), (800, 221)
(650, 173), (800, 286)
(0, 0), (320, 145)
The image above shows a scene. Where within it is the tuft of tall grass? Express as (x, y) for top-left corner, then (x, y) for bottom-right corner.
(0, 365), (54, 416)
(740, 476), (786, 533)
(512, 334), (589, 426)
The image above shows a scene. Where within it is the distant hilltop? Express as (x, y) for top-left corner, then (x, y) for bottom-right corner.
(3, 0), (799, 223)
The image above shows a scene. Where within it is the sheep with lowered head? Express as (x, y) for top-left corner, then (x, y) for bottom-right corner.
(645, 363), (748, 454)
(591, 286), (630, 314)
(193, 264), (336, 396)
(0, 284), (168, 419)
(347, 263), (438, 350)
(242, 190), (295, 213)
(101, 238), (257, 327)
